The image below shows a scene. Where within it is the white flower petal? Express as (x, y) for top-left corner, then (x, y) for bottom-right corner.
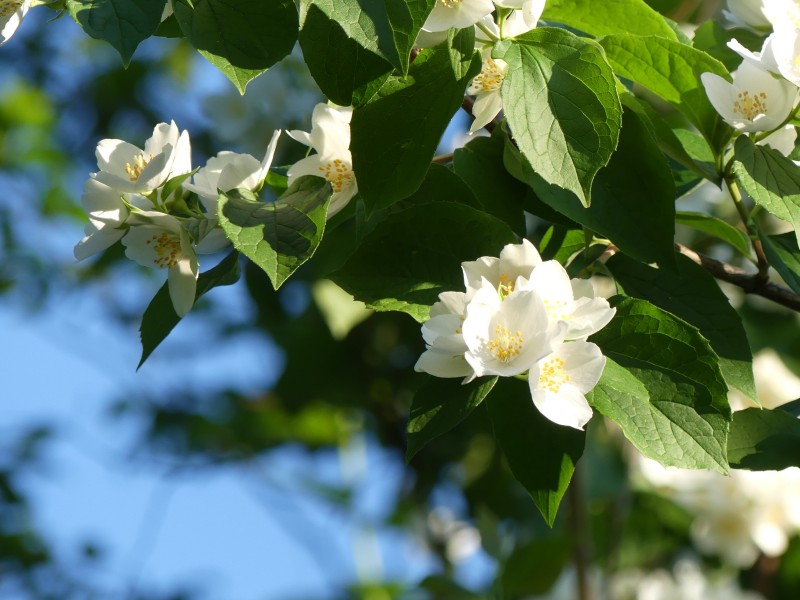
(74, 222), (126, 261)
(168, 254), (199, 317)
(423, 0), (494, 32)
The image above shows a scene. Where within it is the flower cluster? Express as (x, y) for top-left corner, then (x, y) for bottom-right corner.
(74, 121), (281, 317)
(416, 1), (546, 132)
(75, 102), (356, 317)
(701, 0), (800, 134)
(414, 239), (615, 430)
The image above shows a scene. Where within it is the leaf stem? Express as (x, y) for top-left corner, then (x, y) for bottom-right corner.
(725, 177), (770, 279)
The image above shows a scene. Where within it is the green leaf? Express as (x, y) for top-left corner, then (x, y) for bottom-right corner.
(539, 227), (586, 264)
(620, 93), (718, 183)
(453, 130), (527, 236)
(728, 407), (800, 470)
(607, 253), (756, 402)
(501, 537), (574, 595)
(590, 297), (731, 472)
(298, 2), (393, 107)
(299, 0), (434, 81)
(733, 136), (800, 247)
(543, 0), (676, 40)
(396, 163), (482, 210)
(599, 34), (730, 145)
(138, 250), (241, 368)
(758, 230), (800, 296)
(331, 202), (516, 322)
(406, 376), (498, 460)
(67, 0), (167, 65)
(173, 0), (298, 94)
(487, 378), (585, 527)
(588, 358), (725, 470)
(675, 211), (752, 257)
(351, 28), (480, 213)
(496, 28), (622, 206)
(506, 109), (675, 266)
(217, 176), (331, 290)
(691, 21), (762, 72)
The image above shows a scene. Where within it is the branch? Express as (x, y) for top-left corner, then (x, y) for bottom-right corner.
(676, 243), (800, 311)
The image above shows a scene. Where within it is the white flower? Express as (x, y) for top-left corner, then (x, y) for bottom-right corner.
(767, 27), (800, 88)
(701, 61), (797, 132)
(724, 0), (771, 29)
(122, 212), (199, 317)
(94, 121), (192, 194)
(763, 0), (800, 32)
(287, 103), (357, 219)
(185, 130), (281, 212)
(0, 0), (30, 45)
(528, 341), (605, 430)
(414, 291), (475, 379)
(422, 0), (494, 33)
(73, 178), (149, 261)
(461, 278), (564, 379)
(493, 0), (546, 29)
(524, 260), (616, 340)
(462, 238), (542, 297)
(467, 51), (509, 133)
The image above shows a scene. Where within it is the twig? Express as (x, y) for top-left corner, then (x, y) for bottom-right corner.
(676, 243), (800, 311)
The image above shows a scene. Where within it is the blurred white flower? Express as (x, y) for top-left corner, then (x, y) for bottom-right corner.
(729, 348), (800, 410)
(493, 0), (546, 29)
(701, 61), (797, 132)
(288, 103), (357, 218)
(763, 0), (800, 32)
(0, 0), (29, 45)
(638, 456), (800, 567)
(724, 0), (771, 29)
(94, 121), (192, 194)
(122, 212), (199, 317)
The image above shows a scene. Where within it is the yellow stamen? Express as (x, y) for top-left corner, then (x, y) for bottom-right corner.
(733, 90), (768, 121)
(146, 232), (181, 268)
(125, 153), (154, 181)
(487, 325), (523, 363)
(539, 357), (570, 393)
(440, 0), (462, 7)
(472, 58), (505, 94)
(318, 158), (354, 193)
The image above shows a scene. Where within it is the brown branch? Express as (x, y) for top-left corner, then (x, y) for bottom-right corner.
(676, 243), (800, 311)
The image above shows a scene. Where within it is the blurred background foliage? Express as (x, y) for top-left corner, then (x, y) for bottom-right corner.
(4, 0), (800, 599)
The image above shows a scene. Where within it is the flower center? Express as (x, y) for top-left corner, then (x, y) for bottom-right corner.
(0, 0), (24, 17)
(539, 357), (570, 393)
(733, 90), (768, 121)
(146, 231), (181, 268)
(487, 325), (523, 363)
(472, 58), (506, 94)
(497, 273), (514, 298)
(543, 299), (572, 321)
(439, 0), (462, 7)
(318, 158), (354, 193)
(125, 153), (153, 181)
